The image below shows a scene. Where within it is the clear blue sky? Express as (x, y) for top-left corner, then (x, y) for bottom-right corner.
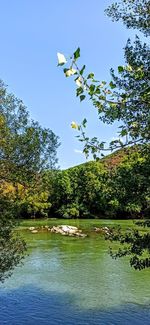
(0, 0), (135, 169)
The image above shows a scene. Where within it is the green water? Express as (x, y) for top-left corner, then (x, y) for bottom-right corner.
(0, 220), (150, 324)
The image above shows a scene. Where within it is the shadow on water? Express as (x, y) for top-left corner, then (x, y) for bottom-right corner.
(1, 286), (150, 325)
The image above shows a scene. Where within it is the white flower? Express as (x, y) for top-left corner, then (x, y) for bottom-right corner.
(57, 52), (67, 66)
(65, 68), (76, 77)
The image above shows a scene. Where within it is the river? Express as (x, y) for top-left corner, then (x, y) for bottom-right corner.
(0, 219), (150, 324)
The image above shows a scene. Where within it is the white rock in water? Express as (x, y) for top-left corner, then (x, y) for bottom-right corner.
(103, 227), (109, 231)
(50, 225), (86, 238)
(60, 225), (78, 232)
(31, 230), (38, 234)
(67, 225), (78, 230)
(67, 229), (77, 234)
(60, 225), (70, 232)
(29, 227), (35, 231)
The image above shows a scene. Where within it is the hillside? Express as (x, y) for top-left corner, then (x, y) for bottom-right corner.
(68, 145), (143, 172)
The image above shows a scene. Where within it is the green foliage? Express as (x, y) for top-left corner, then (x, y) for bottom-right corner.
(57, 203), (80, 218)
(21, 186), (51, 218)
(107, 224), (150, 270)
(46, 145), (149, 221)
(58, 3), (149, 157)
(59, 36), (149, 156)
(73, 47), (80, 60)
(0, 80), (60, 184)
(105, 0), (150, 36)
(0, 80), (60, 281)
(0, 199), (26, 282)
(107, 145), (150, 217)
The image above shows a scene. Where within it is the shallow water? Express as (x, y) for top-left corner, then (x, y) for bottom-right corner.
(0, 220), (150, 324)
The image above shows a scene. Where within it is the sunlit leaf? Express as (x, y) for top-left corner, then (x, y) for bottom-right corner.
(57, 52), (67, 66)
(74, 47), (80, 60)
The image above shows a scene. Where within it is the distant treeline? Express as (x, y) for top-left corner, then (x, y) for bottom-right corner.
(2, 145), (149, 220)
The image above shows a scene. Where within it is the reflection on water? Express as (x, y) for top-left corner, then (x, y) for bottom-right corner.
(0, 223), (150, 324)
(1, 287), (150, 325)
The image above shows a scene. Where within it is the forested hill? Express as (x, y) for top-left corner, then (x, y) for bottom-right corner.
(50, 144), (149, 219)
(76, 143), (149, 169)
(69, 147), (135, 171)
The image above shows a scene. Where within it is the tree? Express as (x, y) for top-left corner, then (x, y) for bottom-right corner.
(1, 80), (59, 183)
(58, 39), (149, 156)
(0, 80), (60, 281)
(57, 1), (149, 156)
(19, 180), (51, 219)
(107, 145), (150, 217)
(105, 0), (150, 36)
(50, 170), (74, 218)
(58, 0), (150, 268)
(69, 163), (109, 218)
(0, 198), (26, 282)
(49, 147), (149, 220)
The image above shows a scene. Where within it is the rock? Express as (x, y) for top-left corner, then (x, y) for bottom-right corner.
(94, 226), (111, 235)
(103, 227), (109, 231)
(61, 225), (70, 233)
(31, 230), (38, 234)
(67, 225), (78, 230)
(94, 227), (102, 233)
(102, 227), (111, 235)
(50, 226), (57, 233)
(68, 229), (78, 234)
(50, 225), (87, 238)
(78, 233), (87, 238)
(29, 227), (36, 231)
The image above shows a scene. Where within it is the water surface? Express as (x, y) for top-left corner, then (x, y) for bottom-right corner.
(0, 220), (150, 324)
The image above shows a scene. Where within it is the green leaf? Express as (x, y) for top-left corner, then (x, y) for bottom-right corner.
(87, 73), (94, 79)
(99, 95), (106, 100)
(76, 87), (83, 97)
(74, 47), (80, 60)
(95, 87), (101, 94)
(109, 81), (116, 89)
(118, 66), (124, 73)
(89, 84), (95, 95)
(99, 142), (105, 149)
(82, 118), (87, 127)
(79, 95), (85, 102)
(120, 129), (128, 136)
(110, 103), (117, 109)
(80, 65), (86, 75)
